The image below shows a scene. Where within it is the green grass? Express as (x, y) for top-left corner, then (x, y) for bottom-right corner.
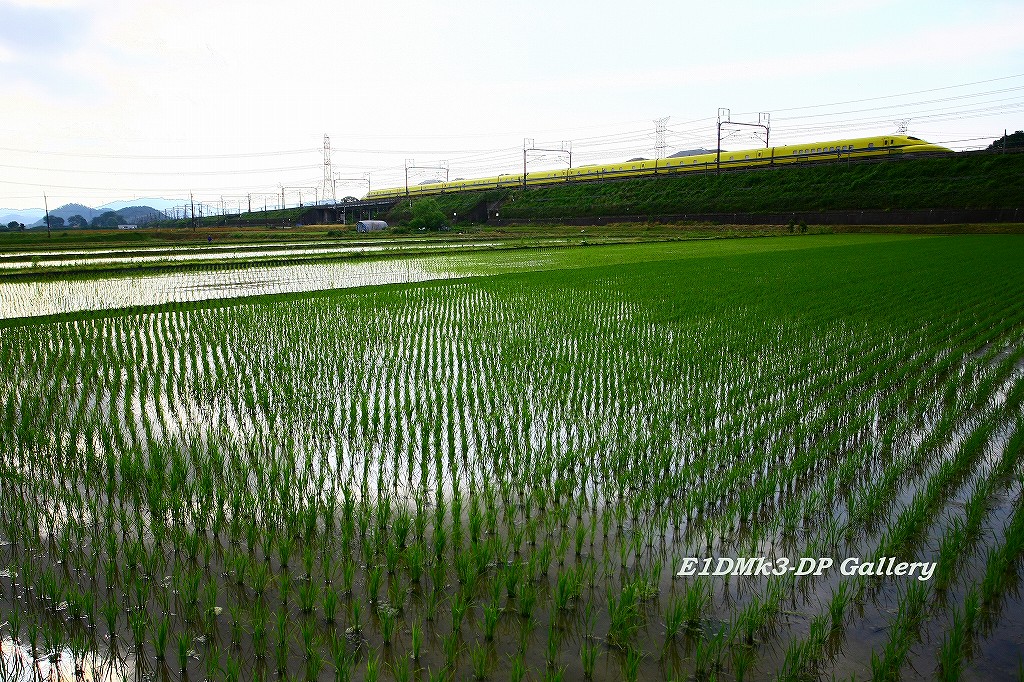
(384, 152), (1024, 223)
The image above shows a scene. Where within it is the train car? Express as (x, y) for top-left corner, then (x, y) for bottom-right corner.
(365, 134), (951, 201)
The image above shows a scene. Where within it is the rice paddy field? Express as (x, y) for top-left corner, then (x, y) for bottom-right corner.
(1, 234), (1023, 681)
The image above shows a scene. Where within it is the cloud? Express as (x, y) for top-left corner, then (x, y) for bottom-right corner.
(0, 41), (14, 63)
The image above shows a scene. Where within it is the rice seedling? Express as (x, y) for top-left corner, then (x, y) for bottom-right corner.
(297, 579), (319, 614)
(517, 582), (537, 619)
(545, 620), (561, 668)
(274, 635), (290, 676)
(323, 585), (340, 623)
(176, 631), (191, 673)
(367, 565), (383, 603)
(483, 601), (500, 641)
(341, 559), (355, 595)
(663, 595), (684, 644)
(829, 582), (851, 632)
(543, 665), (566, 682)
(732, 645), (755, 682)
(623, 646), (642, 682)
(442, 631), (461, 670)
(365, 650), (380, 682)
(304, 640), (324, 681)
(938, 613), (967, 681)
(508, 654), (527, 682)
(451, 592), (468, 634)
(390, 656), (413, 682)
(681, 578), (711, 629)
(224, 652), (242, 682)
(100, 598), (119, 638)
(606, 585), (642, 649)
(411, 622), (423, 660)
(205, 642), (223, 680)
(379, 606), (397, 645)
(328, 632), (354, 682)
(581, 640), (599, 678)
(349, 599), (361, 633)
(471, 641), (489, 679)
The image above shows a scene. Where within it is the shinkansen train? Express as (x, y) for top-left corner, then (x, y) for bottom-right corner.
(366, 134), (951, 200)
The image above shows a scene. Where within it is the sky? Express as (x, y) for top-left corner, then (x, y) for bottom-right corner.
(1, 0), (1023, 212)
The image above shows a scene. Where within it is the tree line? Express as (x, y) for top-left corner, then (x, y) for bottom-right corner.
(5, 211), (130, 231)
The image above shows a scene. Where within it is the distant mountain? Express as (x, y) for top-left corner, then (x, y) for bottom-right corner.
(0, 209), (45, 225)
(97, 198), (181, 213)
(28, 203), (167, 227)
(29, 203), (98, 227)
(116, 206), (166, 223)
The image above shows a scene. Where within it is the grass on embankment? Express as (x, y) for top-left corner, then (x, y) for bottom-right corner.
(385, 152), (1024, 223)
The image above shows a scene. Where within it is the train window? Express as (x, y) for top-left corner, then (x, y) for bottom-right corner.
(744, 155), (749, 159)
(868, 143), (874, 149)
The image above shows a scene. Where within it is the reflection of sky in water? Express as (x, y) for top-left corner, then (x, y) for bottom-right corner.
(0, 258), (466, 319)
(2, 637), (135, 682)
(0, 239), (598, 320)
(0, 241), (506, 270)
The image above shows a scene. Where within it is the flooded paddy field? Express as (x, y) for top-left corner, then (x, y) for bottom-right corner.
(1, 234), (1023, 681)
(0, 238), (535, 271)
(0, 234), (851, 320)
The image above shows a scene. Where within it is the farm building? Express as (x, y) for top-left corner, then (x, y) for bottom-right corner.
(356, 220), (388, 232)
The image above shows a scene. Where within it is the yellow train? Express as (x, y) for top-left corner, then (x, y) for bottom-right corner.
(366, 134), (951, 200)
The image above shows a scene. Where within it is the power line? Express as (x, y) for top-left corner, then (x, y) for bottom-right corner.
(0, 147), (320, 160)
(739, 72), (1024, 115)
(0, 163), (323, 176)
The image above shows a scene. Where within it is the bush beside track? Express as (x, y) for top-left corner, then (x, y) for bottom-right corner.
(384, 152), (1024, 225)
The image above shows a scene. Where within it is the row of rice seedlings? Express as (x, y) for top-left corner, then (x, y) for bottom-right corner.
(937, 494), (1024, 680)
(3, 245), (1024, 679)
(778, 363), (1024, 680)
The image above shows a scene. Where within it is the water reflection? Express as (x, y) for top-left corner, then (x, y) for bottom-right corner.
(0, 240), (508, 270)
(0, 257), (466, 319)
(1, 637), (136, 682)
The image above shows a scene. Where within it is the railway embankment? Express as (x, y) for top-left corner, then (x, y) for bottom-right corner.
(384, 151), (1024, 227)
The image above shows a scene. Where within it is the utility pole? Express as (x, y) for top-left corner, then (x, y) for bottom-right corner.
(334, 174), (371, 197)
(323, 134), (334, 204)
(654, 116), (669, 160)
(523, 138), (572, 188)
(43, 192), (51, 238)
(654, 116), (669, 175)
(404, 160), (448, 203)
(190, 192), (196, 232)
(717, 109), (770, 175)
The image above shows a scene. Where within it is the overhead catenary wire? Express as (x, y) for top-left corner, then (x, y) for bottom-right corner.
(2, 74), (1021, 207)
